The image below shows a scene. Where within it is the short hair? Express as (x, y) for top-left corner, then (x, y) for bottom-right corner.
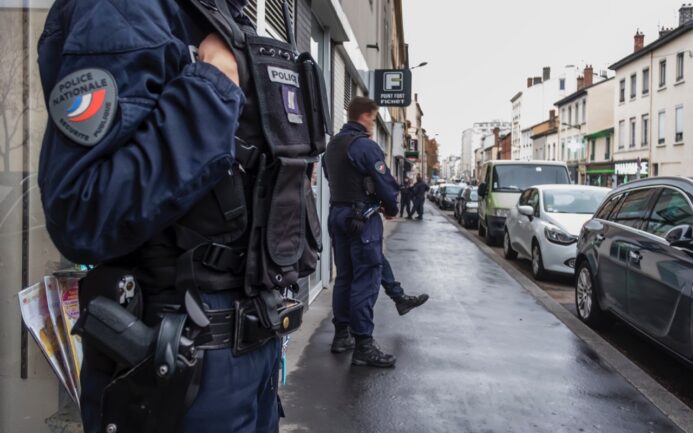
(347, 97), (378, 122)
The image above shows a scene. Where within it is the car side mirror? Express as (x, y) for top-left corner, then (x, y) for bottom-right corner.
(518, 205), (534, 218)
(478, 183), (487, 198)
(665, 225), (693, 248)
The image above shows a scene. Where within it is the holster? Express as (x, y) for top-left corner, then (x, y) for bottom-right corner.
(76, 268), (203, 433)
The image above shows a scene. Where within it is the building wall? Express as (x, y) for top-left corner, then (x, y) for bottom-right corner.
(585, 79), (615, 136)
(650, 33), (692, 176)
(613, 54), (651, 166)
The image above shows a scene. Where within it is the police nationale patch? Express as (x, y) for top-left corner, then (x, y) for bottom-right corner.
(375, 161), (386, 174)
(49, 68), (118, 147)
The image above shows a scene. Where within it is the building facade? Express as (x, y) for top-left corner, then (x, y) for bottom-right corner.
(461, 120), (510, 181)
(510, 66), (582, 161)
(610, 13), (693, 183)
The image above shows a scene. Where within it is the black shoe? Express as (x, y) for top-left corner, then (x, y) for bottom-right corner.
(415, 216), (423, 220)
(395, 294), (429, 316)
(351, 338), (396, 368)
(405, 215), (413, 220)
(331, 331), (355, 353)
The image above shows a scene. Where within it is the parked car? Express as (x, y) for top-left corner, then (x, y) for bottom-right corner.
(438, 184), (464, 210)
(428, 185), (439, 201)
(575, 177), (693, 365)
(503, 185), (609, 280)
(454, 186), (479, 228)
(477, 160), (571, 245)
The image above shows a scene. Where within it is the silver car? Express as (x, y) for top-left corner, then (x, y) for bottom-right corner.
(503, 184), (609, 280)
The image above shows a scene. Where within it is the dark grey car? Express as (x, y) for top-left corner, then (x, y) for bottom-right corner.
(575, 177), (693, 363)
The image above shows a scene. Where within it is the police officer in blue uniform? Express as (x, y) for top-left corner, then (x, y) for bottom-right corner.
(323, 97), (400, 368)
(37, 0), (329, 431)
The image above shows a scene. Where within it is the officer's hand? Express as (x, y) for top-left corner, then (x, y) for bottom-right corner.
(199, 33), (240, 86)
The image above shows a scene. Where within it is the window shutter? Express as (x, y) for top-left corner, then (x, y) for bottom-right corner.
(244, 0), (259, 25)
(265, 0), (295, 42)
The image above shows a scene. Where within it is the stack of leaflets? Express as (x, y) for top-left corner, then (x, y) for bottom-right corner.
(18, 270), (86, 405)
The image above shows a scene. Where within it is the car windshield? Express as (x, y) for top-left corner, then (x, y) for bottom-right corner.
(469, 190), (478, 201)
(542, 189), (608, 214)
(446, 186), (462, 195)
(492, 165), (570, 192)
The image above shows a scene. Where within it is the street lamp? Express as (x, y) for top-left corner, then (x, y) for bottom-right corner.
(410, 61), (428, 69)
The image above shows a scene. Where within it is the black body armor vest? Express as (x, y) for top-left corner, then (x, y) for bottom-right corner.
(324, 133), (369, 204)
(128, 0), (332, 300)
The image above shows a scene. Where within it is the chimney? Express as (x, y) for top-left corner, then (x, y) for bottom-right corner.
(577, 76), (585, 90)
(527, 77), (534, 88)
(680, 3), (693, 26)
(583, 65), (594, 87)
(634, 30), (645, 52)
(543, 67), (551, 81)
(533, 76), (543, 85)
(659, 26), (674, 38)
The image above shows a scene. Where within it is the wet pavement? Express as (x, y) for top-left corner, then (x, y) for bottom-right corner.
(279, 204), (684, 433)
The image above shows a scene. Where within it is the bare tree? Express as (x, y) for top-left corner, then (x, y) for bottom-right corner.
(0, 13), (29, 173)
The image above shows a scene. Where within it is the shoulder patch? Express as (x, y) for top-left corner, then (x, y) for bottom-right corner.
(375, 161), (386, 174)
(49, 68), (118, 147)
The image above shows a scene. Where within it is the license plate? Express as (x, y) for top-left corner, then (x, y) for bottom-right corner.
(467, 208), (477, 213)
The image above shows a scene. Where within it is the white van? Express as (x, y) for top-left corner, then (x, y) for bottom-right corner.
(477, 160), (571, 245)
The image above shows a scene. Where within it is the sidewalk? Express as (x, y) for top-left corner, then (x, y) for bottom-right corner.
(278, 204), (685, 433)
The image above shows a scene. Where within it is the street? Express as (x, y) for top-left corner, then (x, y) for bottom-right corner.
(435, 204), (693, 412)
(279, 203), (690, 433)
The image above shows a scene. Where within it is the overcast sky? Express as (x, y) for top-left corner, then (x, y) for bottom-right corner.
(403, 0), (687, 159)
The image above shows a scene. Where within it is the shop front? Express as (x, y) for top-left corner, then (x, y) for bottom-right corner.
(585, 163), (615, 188)
(614, 159), (649, 187)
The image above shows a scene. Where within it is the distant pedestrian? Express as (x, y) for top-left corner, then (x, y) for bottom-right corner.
(399, 177), (413, 219)
(411, 175), (430, 220)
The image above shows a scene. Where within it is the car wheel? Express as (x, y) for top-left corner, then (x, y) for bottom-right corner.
(531, 242), (546, 280)
(575, 262), (611, 328)
(503, 230), (518, 260)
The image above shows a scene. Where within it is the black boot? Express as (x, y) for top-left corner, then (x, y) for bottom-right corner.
(352, 337), (396, 367)
(331, 328), (355, 353)
(395, 294), (429, 316)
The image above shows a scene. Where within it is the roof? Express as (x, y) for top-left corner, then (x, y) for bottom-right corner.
(610, 22), (693, 70)
(554, 77), (615, 107)
(532, 184), (611, 192)
(483, 160), (568, 167)
(510, 91), (523, 103)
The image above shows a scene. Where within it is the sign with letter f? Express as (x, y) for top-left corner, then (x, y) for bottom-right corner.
(373, 69), (412, 107)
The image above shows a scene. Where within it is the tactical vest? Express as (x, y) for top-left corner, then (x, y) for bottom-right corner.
(129, 0), (332, 303)
(324, 132), (370, 204)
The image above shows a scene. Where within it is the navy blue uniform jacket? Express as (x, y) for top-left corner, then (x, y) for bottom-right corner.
(324, 122), (399, 216)
(37, 0), (244, 264)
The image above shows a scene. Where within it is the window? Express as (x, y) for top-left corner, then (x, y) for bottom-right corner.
(629, 117), (636, 147)
(644, 189), (693, 238)
(575, 103), (579, 125)
(619, 120), (626, 148)
(590, 140), (596, 161)
(596, 194), (624, 220)
(560, 78), (566, 91)
(677, 52), (685, 82)
(491, 165), (570, 192)
(658, 111), (666, 144)
(561, 141), (566, 160)
(676, 106), (684, 142)
(582, 100), (586, 124)
(568, 106), (572, 126)
(619, 79), (626, 102)
(660, 60), (667, 87)
(605, 136), (611, 159)
(642, 114), (649, 146)
(613, 189), (657, 228)
(630, 74), (637, 99)
(643, 67), (650, 95)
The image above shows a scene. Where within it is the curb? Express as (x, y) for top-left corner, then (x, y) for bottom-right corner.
(434, 205), (693, 433)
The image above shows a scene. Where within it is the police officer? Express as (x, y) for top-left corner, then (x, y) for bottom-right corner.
(399, 177), (412, 218)
(411, 175), (430, 220)
(37, 0), (287, 432)
(323, 97), (399, 368)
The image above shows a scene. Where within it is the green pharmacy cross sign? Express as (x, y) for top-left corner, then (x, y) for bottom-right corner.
(373, 69), (412, 107)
